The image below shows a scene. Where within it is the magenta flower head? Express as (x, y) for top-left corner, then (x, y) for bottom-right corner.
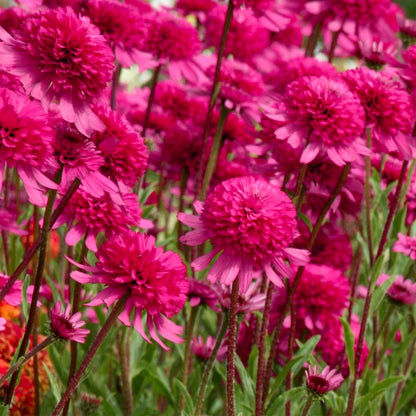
(342, 67), (416, 159)
(387, 275), (416, 305)
(0, 7), (114, 136)
(71, 230), (189, 350)
(393, 233), (416, 260)
(306, 365), (343, 396)
(272, 75), (368, 166)
(179, 176), (309, 292)
(50, 302), (90, 343)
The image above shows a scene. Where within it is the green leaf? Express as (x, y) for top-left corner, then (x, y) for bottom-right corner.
(0, 405), (9, 416)
(43, 362), (61, 403)
(172, 378), (194, 415)
(21, 274), (30, 321)
(266, 387), (304, 416)
(292, 335), (321, 374)
(234, 354), (255, 407)
(397, 373), (416, 412)
(298, 212), (313, 232)
(340, 318), (355, 378)
(369, 275), (395, 317)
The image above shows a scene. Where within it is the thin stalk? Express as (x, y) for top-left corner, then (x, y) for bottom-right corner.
(195, 0), (234, 197)
(285, 301), (296, 416)
(0, 178), (81, 304)
(327, 29), (341, 63)
(347, 249), (363, 324)
(111, 63), (121, 111)
(365, 129), (374, 266)
(389, 329), (416, 416)
(262, 163), (351, 407)
(178, 167), (189, 251)
(63, 236), (89, 416)
(305, 22), (322, 57)
(301, 395), (314, 416)
(117, 327), (133, 416)
(195, 312), (229, 416)
(180, 306), (199, 412)
(361, 304), (394, 379)
(1, 231), (9, 274)
(5, 185), (58, 406)
(199, 104), (230, 201)
(255, 282), (274, 416)
(142, 63), (162, 137)
(376, 160), (409, 258)
(294, 164), (308, 210)
(51, 293), (129, 416)
(227, 280), (239, 416)
(0, 336), (54, 386)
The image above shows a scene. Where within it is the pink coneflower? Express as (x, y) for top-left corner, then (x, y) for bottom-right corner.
(91, 106), (148, 188)
(0, 317), (6, 332)
(178, 176), (309, 292)
(306, 365), (343, 395)
(342, 67), (416, 159)
(84, 0), (154, 69)
(0, 208), (27, 236)
(70, 230), (189, 350)
(272, 75), (367, 166)
(187, 279), (220, 311)
(50, 302), (90, 343)
(393, 233), (416, 260)
(191, 335), (216, 360)
(387, 275), (416, 305)
(0, 7), (114, 136)
(54, 121), (121, 202)
(55, 187), (147, 252)
(0, 88), (58, 206)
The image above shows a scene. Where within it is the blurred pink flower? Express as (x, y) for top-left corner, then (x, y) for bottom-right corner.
(50, 302), (90, 343)
(179, 176), (309, 292)
(0, 7), (114, 136)
(0, 273), (22, 306)
(71, 230), (189, 350)
(393, 233), (416, 260)
(387, 275), (416, 305)
(306, 365), (343, 395)
(191, 335), (216, 360)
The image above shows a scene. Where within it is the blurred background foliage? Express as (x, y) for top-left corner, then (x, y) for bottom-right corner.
(395, 0), (416, 18)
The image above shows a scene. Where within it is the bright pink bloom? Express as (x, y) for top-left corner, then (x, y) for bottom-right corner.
(188, 279), (220, 311)
(71, 230), (189, 350)
(306, 365), (343, 395)
(0, 88), (58, 206)
(54, 121), (121, 201)
(0, 317), (5, 332)
(50, 302), (90, 343)
(55, 188), (147, 252)
(342, 67), (416, 159)
(387, 275), (416, 305)
(393, 233), (416, 260)
(179, 176), (309, 292)
(0, 7), (114, 136)
(91, 106), (148, 188)
(84, 0), (154, 69)
(272, 75), (367, 166)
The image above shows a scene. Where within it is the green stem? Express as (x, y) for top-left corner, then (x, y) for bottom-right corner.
(361, 304), (394, 380)
(51, 293), (129, 416)
(5, 184), (58, 406)
(142, 64), (162, 137)
(300, 395), (314, 416)
(180, 306), (199, 412)
(111, 63), (121, 111)
(199, 104), (230, 201)
(305, 23), (322, 57)
(117, 327), (133, 416)
(227, 280), (239, 416)
(365, 128), (374, 266)
(194, 312), (229, 416)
